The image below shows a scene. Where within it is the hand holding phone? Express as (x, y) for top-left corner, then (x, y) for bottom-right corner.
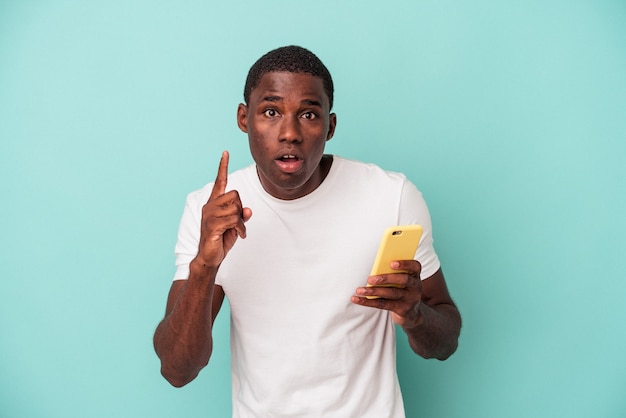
(366, 225), (422, 298)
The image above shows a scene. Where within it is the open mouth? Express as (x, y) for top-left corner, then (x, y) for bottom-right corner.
(278, 154), (300, 162)
(275, 154), (303, 173)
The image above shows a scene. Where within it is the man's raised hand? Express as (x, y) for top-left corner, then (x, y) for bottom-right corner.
(196, 151), (252, 270)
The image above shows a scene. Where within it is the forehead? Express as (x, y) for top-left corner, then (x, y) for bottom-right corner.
(250, 71), (329, 107)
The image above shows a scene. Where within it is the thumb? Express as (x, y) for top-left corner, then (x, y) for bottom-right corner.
(242, 207), (253, 222)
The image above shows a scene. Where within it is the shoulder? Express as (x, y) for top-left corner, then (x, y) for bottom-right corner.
(333, 156), (408, 183)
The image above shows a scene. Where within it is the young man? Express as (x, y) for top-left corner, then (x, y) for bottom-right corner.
(154, 46), (461, 417)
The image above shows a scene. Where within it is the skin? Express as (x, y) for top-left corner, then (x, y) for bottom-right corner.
(237, 71), (337, 200)
(153, 71), (461, 388)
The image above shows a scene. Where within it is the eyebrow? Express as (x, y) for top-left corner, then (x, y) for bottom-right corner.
(262, 95), (282, 103)
(260, 96), (323, 108)
(302, 99), (322, 107)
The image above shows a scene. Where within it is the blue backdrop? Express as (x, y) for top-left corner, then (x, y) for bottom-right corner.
(1, 1), (625, 417)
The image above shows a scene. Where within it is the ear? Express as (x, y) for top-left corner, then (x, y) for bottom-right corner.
(326, 113), (337, 141)
(237, 103), (249, 133)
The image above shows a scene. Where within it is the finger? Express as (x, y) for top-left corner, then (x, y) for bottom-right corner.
(357, 284), (405, 300)
(367, 273), (409, 287)
(211, 195), (251, 239)
(351, 293), (406, 313)
(209, 150), (229, 200)
(242, 207), (253, 222)
(234, 207), (253, 240)
(389, 260), (422, 276)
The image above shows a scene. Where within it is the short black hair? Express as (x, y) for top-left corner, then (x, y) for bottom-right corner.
(243, 45), (334, 110)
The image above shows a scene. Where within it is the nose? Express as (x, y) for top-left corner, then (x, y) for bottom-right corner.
(278, 115), (302, 143)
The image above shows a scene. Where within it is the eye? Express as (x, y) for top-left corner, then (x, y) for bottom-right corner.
(263, 108), (279, 118)
(301, 111), (317, 120)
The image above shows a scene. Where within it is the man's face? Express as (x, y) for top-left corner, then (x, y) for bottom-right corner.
(237, 71), (337, 200)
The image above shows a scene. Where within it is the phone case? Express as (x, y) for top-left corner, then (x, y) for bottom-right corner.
(366, 225), (423, 298)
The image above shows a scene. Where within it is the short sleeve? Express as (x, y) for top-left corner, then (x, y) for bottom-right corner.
(172, 186), (211, 281)
(398, 180), (441, 280)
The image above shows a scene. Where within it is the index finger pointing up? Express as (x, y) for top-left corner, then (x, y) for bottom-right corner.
(210, 150), (229, 199)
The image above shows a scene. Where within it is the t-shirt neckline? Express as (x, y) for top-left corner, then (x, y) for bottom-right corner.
(250, 155), (343, 207)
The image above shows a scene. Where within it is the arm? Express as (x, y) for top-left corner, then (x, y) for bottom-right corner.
(352, 265), (461, 360)
(153, 268), (225, 387)
(153, 151), (252, 387)
(399, 268), (461, 359)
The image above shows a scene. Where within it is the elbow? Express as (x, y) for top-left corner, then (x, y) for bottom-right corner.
(412, 341), (458, 361)
(161, 368), (197, 388)
(156, 345), (211, 388)
(160, 357), (208, 388)
(434, 325), (461, 360)
(432, 310), (462, 360)
(153, 330), (212, 387)
(434, 340), (459, 361)
(411, 321), (461, 360)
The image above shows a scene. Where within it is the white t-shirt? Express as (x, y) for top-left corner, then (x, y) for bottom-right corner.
(173, 156), (440, 417)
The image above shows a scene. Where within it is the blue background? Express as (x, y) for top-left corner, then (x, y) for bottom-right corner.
(1, 1), (625, 417)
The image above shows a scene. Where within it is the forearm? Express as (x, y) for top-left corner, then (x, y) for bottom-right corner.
(403, 302), (461, 360)
(153, 261), (218, 387)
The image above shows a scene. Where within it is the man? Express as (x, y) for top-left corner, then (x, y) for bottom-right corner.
(154, 45), (461, 417)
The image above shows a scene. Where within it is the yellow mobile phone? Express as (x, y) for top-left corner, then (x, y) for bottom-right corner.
(367, 225), (423, 298)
